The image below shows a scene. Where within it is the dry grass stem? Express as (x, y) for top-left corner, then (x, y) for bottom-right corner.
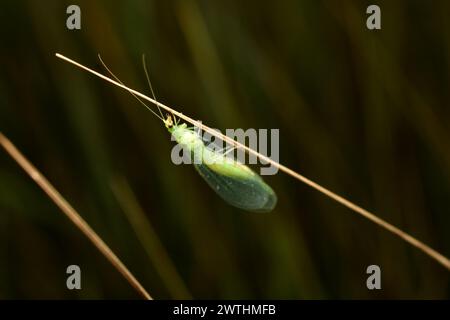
(0, 131), (153, 299)
(55, 53), (450, 271)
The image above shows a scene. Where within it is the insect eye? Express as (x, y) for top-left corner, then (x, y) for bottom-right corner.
(164, 114), (174, 128)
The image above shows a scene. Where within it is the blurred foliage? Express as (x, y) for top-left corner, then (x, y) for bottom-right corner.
(0, 0), (449, 299)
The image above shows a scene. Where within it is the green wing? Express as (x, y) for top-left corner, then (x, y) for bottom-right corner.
(171, 127), (277, 212)
(193, 160), (277, 213)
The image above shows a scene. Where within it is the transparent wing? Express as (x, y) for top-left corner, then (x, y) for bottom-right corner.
(193, 161), (277, 212)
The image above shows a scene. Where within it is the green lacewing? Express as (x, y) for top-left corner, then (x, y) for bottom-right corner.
(100, 55), (277, 212)
(165, 116), (277, 212)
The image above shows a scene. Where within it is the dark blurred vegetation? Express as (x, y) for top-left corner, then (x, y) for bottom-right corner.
(0, 0), (449, 299)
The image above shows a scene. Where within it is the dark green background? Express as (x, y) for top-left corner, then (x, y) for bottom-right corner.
(0, 0), (449, 299)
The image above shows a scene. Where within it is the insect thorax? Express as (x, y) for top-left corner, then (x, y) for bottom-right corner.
(171, 125), (203, 153)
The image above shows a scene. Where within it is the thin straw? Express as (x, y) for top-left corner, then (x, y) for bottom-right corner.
(0, 131), (153, 299)
(55, 53), (450, 271)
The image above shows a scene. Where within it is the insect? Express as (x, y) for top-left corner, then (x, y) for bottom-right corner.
(99, 55), (277, 212)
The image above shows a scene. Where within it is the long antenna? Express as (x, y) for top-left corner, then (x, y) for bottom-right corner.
(55, 53), (450, 271)
(142, 54), (165, 120)
(97, 54), (164, 122)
